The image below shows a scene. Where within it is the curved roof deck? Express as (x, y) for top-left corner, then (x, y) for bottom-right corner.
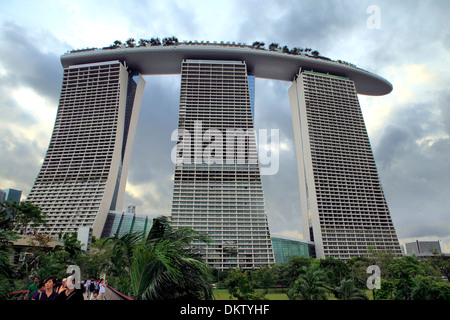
(61, 44), (392, 96)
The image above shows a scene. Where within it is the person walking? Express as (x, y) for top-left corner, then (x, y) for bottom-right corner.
(31, 281), (45, 300)
(88, 278), (96, 299)
(25, 277), (39, 300)
(90, 291), (99, 300)
(98, 279), (107, 300)
(55, 275), (84, 301)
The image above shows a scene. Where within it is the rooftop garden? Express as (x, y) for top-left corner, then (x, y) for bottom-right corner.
(68, 36), (357, 68)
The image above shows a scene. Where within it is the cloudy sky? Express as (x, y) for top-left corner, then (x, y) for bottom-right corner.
(0, 0), (449, 252)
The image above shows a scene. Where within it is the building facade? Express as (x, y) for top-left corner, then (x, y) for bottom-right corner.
(101, 210), (153, 238)
(170, 60), (274, 270)
(289, 70), (402, 260)
(271, 236), (315, 264)
(27, 61), (145, 238)
(27, 43), (399, 265)
(1, 188), (22, 203)
(405, 240), (442, 255)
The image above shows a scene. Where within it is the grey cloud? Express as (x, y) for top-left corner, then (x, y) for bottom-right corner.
(398, 221), (450, 239)
(0, 126), (43, 193)
(373, 90), (450, 240)
(0, 22), (63, 104)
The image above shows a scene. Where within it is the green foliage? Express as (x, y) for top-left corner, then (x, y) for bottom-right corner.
(0, 200), (47, 232)
(129, 216), (214, 300)
(319, 256), (350, 289)
(411, 275), (450, 300)
(287, 263), (329, 300)
(277, 256), (313, 287)
(333, 278), (368, 300)
(253, 265), (276, 294)
(389, 255), (425, 300)
(1, 206), (449, 302)
(224, 268), (265, 300)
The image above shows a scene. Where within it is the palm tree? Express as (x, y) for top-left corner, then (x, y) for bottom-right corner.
(288, 263), (329, 300)
(334, 278), (368, 300)
(108, 232), (143, 276)
(268, 43), (279, 51)
(150, 37), (161, 46)
(126, 38), (136, 47)
(138, 39), (148, 47)
(130, 216), (213, 300)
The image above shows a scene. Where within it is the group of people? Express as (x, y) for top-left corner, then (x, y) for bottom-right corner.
(24, 276), (108, 301)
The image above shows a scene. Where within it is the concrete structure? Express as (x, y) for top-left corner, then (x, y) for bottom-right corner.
(27, 61), (145, 238)
(289, 70), (401, 260)
(405, 240), (442, 256)
(28, 41), (399, 266)
(77, 227), (93, 252)
(170, 59), (274, 269)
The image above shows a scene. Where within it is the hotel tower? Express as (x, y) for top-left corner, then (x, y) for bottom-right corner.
(171, 60), (274, 270)
(26, 41), (401, 265)
(289, 70), (401, 259)
(27, 61), (145, 238)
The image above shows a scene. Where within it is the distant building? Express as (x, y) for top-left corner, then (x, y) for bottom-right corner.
(1, 188), (22, 203)
(101, 210), (153, 238)
(271, 236), (315, 264)
(405, 240), (442, 256)
(127, 205), (136, 215)
(77, 227), (93, 252)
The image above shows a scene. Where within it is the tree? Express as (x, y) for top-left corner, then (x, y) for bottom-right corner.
(138, 39), (149, 47)
(319, 256), (350, 289)
(224, 268), (264, 300)
(334, 278), (368, 300)
(108, 232), (143, 276)
(125, 38), (136, 47)
(290, 47), (301, 55)
(54, 232), (83, 259)
(389, 255), (425, 300)
(150, 37), (161, 46)
(268, 43), (279, 51)
(428, 254), (450, 281)
(411, 275), (450, 300)
(1, 201), (47, 233)
(347, 256), (371, 288)
(129, 216), (213, 300)
(288, 263), (328, 300)
(374, 279), (395, 300)
(282, 45), (290, 53)
(162, 36), (178, 46)
(367, 247), (396, 281)
(251, 41), (265, 49)
(253, 265), (276, 295)
(278, 256), (313, 287)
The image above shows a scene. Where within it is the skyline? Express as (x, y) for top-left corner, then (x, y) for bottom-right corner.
(0, 0), (449, 252)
